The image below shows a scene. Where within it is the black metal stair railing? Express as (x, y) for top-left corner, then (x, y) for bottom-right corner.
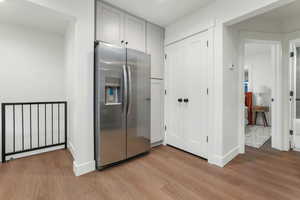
(1, 101), (67, 162)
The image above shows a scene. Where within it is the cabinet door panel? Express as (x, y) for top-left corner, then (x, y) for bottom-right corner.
(97, 2), (124, 46)
(151, 79), (164, 144)
(147, 23), (164, 79)
(124, 15), (146, 52)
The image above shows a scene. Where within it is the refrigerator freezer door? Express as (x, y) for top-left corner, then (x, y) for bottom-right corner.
(95, 42), (127, 168)
(126, 48), (151, 158)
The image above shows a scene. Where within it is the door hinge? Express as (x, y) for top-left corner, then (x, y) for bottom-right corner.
(290, 52), (295, 58)
(290, 130), (294, 136)
(206, 40), (209, 48)
(165, 90), (167, 95)
(165, 125), (167, 131)
(207, 88), (209, 95)
(165, 54), (167, 60)
(206, 136), (208, 143)
(290, 91), (294, 97)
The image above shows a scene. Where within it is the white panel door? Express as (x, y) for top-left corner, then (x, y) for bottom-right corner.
(97, 2), (124, 46)
(166, 31), (209, 159)
(147, 23), (165, 79)
(151, 79), (164, 144)
(183, 33), (209, 158)
(165, 41), (185, 149)
(124, 14), (146, 52)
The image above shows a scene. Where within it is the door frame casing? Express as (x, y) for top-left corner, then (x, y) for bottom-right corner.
(238, 39), (283, 153)
(289, 39), (300, 151)
(164, 28), (214, 162)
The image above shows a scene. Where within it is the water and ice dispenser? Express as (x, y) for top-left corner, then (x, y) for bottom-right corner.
(105, 77), (121, 105)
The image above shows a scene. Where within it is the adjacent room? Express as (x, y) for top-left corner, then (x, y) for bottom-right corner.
(244, 42), (274, 149)
(0, 0), (74, 161)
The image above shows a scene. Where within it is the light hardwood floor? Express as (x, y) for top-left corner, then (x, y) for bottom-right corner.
(1, 144), (300, 200)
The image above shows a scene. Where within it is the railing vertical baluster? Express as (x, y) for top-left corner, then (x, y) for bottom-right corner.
(2, 104), (6, 163)
(30, 104), (32, 149)
(37, 104), (40, 147)
(51, 104), (53, 145)
(45, 104), (47, 146)
(58, 104), (60, 144)
(64, 102), (67, 149)
(13, 105), (15, 152)
(21, 104), (24, 151)
(1, 101), (67, 161)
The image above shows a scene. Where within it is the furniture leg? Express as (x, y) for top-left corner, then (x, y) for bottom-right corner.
(263, 112), (268, 127)
(254, 112), (258, 125)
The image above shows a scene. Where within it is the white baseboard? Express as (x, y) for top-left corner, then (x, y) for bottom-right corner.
(151, 140), (163, 147)
(73, 160), (96, 176)
(68, 141), (76, 160)
(3, 145), (65, 162)
(209, 146), (240, 167)
(293, 147), (300, 152)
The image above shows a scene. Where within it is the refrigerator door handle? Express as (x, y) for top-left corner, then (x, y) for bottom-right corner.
(123, 65), (128, 114)
(127, 65), (133, 115)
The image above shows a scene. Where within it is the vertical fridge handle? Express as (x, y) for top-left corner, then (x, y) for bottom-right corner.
(123, 65), (128, 114)
(127, 65), (132, 115)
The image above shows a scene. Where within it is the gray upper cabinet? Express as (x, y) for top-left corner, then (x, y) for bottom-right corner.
(96, 1), (146, 52)
(97, 2), (124, 46)
(124, 15), (146, 52)
(146, 23), (165, 79)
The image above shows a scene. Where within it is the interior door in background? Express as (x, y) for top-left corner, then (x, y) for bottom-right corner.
(293, 47), (300, 149)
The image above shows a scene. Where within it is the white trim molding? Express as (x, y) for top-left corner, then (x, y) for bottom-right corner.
(209, 146), (240, 167)
(73, 160), (96, 176)
(68, 141), (76, 160)
(238, 37), (284, 152)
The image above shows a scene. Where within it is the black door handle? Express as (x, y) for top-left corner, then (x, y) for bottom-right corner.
(178, 98), (183, 103)
(184, 98), (189, 103)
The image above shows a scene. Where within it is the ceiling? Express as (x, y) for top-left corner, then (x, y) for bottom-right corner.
(104, 0), (215, 27)
(254, 0), (300, 22)
(0, 0), (72, 35)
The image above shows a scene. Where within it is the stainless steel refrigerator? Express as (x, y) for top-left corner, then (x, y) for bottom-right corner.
(95, 41), (151, 169)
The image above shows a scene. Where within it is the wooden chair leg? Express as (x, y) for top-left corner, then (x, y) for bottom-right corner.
(263, 112), (268, 127)
(254, 112), (258, 125)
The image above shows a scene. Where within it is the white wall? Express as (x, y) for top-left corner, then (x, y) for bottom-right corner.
(0, 22), (66, 161)
(165, 0), (294, 166)
(222, 26), (239, 156)
(27, 0), (95, 176)
(0, 22), (65, 102)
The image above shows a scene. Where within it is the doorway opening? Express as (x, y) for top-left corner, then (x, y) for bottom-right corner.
(243, 41), (279, 151)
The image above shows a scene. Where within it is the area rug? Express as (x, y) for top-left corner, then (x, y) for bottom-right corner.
(245, 125), (271, 148)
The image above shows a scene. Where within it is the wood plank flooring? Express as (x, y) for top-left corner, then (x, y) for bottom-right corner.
(1, 144), (300, 200)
